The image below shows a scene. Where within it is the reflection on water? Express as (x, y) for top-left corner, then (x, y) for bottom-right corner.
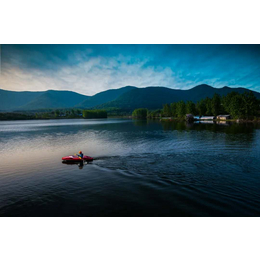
(62, 161), (87, 170)
(0, 118), (260, 216)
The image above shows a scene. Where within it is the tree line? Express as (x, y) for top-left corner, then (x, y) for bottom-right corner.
(132, 91), (260, 120)
(83, 109), (107, 119)
(0, 109), (84, 120)
(34, 109), (83, 119)
(162, 92), (260, 119)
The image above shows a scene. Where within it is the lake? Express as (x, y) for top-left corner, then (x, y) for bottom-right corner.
(0, 118), (260, 216)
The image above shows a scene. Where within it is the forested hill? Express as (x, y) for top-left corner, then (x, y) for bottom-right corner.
(0, 89), (44, 110)
(77, 86), (137, 108)
(96, 84), (260, 110)
(0, 86), (136, 111)
(1, 84), (260, 111)
(0, 89), (88, 111)
(20, 90), (88, 110)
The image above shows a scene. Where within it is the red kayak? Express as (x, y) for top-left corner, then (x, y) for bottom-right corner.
(62, 155), (94, 163)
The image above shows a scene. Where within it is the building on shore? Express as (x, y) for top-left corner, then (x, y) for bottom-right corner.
(217, 115), (231, 120)
(200, 116), (216, 120)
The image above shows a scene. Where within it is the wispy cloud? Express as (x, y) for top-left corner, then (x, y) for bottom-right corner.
(0, 55), (177, 95)
(0, 44), (260, 95)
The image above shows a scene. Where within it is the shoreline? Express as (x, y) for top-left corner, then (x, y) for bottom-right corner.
(0, 116), (84, 121)
(1, 115), (260, 124)
(159, 117), (260, 124)
(0, 116), (128, 121)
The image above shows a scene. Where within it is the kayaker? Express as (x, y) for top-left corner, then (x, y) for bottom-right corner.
(77, 151), (84, 159)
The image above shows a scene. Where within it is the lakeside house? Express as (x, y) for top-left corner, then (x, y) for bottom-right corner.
(186, 115), (217, 121)
(200, 116), (216, 120)
(217, 115), (231, 120)
(179, 114), (232, 122)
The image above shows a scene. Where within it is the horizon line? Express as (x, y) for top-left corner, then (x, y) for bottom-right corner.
(0, 84), (258, 96)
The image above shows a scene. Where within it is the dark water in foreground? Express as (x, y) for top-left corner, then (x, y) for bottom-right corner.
(0, 118), (260, 217)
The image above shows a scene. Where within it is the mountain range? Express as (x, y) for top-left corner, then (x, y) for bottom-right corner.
(0, 84), (260, 111)
(97, 85), (260, 110)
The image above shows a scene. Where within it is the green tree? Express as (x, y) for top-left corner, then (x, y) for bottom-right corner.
(147, 109), (161, 118)
(222, 91), (259, 119)
(170, 103), (177, 117)
(211, 93), (221, 116)
(42, 112), (49, 118)
(163, 104), (171, 117)
(83, 109), (107, 119)
(132, 108), (148, 119)
(176, 101), (186, 118)
(241, 91), (259, 119)
(228, 94), (244, 118)
(55, 109), (60, 117)
(196, 99), (207, 116)
(186, 101), (196, 115)
(205, 97), (212, 115)
(222, 91), (238, 113)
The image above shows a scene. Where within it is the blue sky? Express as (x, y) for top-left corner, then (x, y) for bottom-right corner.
(1, 44), (260, 95)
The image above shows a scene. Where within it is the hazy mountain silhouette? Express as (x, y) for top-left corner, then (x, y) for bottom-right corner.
(20, 90), (88, 110)
(96, 84), (260, 110)
(1, 84), (259, 111)
(0, 86), (136, 111)
(0, 89), (44, 110)
(77, 86), (136, 109)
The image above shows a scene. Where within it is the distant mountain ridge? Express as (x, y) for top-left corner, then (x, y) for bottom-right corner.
(0, 86), (136, 111)
(0, 89), (44, 110)
(0, 84), (260, 111)
(20, 90), (88, 110)
(96, 84), (260, 110)
(77, 86), (137, 108)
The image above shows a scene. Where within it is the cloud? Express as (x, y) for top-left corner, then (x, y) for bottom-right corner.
(0, 53), (177, 95)
(1, 44), (260, 95)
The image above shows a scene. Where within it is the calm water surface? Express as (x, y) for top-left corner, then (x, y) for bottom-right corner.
(0, 118), (260, 216)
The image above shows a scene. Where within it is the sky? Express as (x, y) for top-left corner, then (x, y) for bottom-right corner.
(0, 44), (260, 96)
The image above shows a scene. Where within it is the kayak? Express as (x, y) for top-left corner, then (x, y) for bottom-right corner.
(62, 155), (94, 163)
